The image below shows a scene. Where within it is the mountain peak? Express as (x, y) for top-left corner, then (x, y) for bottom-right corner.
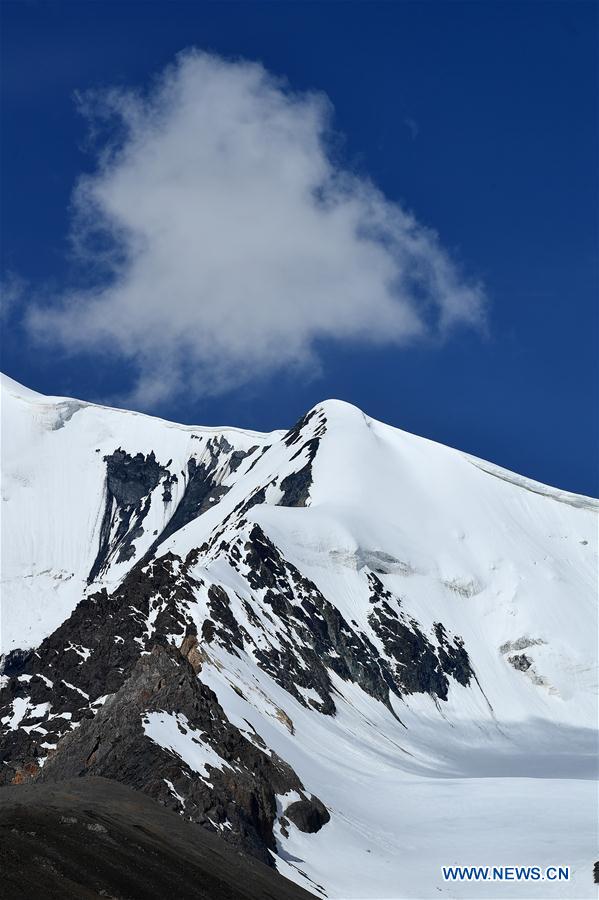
(1, 372), (596, 896)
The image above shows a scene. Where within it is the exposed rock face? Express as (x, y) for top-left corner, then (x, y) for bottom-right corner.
(284, 797), (330, 834)
(279, 464), (313, 507)
(180, 633), (205, 673)
(89, 448), (169, 581)
(0, 649), (32, 678)
(367, 574), (472, 702)
(508, 653), (532, 672)
(0, 553), (194, 785)
(36, 643), (327, 867)
(89, 437), (261, 584)
(277, 409), (326, 508)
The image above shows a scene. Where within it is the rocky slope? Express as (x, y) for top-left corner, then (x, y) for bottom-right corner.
(0, 776), (316, 899)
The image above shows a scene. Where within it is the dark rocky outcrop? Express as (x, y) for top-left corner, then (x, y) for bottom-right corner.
(509, 653), (532, 672)
(279, 464), (313, 507)
(238, 525), (398, 715)
(367, 574), (473, 701)
(0, 553), (197, 785)
(277, 409), (327, 508)
(434, 622), (472, 688)
(284, 797), (330, 834)
(88, 436), (259, 583)
(0, 648), (33, 678)
(89, 449), (169, 581)
(35, 643), (328, 867)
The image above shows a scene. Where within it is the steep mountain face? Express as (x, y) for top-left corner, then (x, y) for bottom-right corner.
(1, 374), (597, 899)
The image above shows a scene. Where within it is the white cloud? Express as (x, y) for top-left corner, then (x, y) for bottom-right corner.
(27, 50), (486, 408)
(1, 272), (26, 321)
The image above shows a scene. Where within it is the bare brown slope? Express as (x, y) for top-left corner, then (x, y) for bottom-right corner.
(0, 776), (318, 900)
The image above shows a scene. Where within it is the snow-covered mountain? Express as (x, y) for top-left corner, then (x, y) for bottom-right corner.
(1, 373), (597, 899)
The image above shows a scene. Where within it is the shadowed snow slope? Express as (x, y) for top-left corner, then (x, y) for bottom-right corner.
(1, 373), (597, 899)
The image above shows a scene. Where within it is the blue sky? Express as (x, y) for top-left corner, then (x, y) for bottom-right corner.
(1, 1), (597, 496)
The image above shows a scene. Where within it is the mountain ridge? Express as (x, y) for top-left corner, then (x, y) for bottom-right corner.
(3, 371), (596, 506)
(1, 373), (597, 898)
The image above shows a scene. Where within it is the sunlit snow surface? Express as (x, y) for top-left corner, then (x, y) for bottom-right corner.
(142, 711), (230, 781)
(1, 373), (597, 898)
